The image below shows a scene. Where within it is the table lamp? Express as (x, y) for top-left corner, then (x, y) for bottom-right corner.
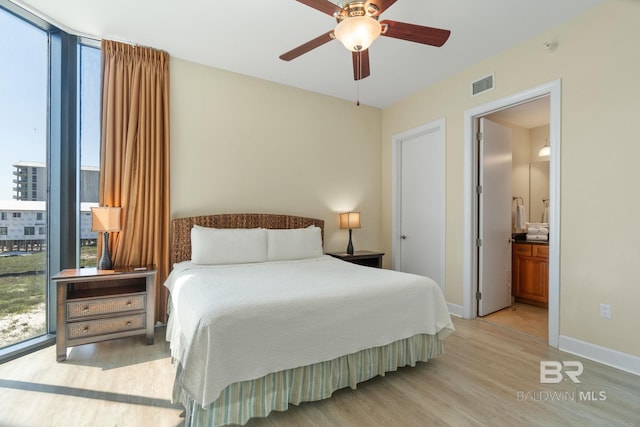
(339, 212), (361, 255)
(91, 206), (122, 270)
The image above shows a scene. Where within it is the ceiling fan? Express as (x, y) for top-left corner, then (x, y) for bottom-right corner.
(279, 0), (451, 81)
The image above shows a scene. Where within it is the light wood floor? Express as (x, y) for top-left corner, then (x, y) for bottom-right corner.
(480, 302), (548, 340)
(1, 318), (638, 427)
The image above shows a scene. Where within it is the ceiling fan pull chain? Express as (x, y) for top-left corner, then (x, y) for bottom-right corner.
(356, 50), (361, 106)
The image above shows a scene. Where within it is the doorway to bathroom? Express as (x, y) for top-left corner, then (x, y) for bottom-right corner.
(462, 80), (560, 348)
(480, 97), (550, 339)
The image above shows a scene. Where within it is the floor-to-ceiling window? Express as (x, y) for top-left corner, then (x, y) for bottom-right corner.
(0, 5), (48, 350)
(0, 2), (100, 361)
(78, 43), (101, 268)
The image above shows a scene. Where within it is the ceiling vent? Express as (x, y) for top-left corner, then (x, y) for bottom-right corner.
(471, 74), (494, 96)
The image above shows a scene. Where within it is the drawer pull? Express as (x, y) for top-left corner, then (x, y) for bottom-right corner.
(83, 326), (90, 332)
(126, 300), (132, 306)
(126, 321), (132, 327)
(83, 306), (89, 311)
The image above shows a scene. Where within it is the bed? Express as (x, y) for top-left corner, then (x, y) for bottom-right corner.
(165, 213), (454, 426)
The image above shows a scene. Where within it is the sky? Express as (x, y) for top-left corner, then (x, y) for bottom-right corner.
(0, 8), (100, 201)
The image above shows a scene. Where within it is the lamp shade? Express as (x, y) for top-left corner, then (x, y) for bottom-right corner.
(334, 16), (381, 52)
(91, 207), (122, 232)
(339, 212), (361, 229)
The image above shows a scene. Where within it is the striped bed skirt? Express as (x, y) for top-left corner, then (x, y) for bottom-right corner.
(173, 333), (444, 427)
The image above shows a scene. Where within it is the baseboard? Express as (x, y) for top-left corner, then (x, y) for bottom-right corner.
(559, 335), (640, 377)
(447, 303), (464, 318)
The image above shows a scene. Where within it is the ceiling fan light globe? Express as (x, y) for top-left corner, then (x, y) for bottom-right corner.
(334, 16), (381, 52)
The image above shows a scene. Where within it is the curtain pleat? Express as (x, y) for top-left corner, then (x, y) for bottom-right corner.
(100, 40), (170, 322)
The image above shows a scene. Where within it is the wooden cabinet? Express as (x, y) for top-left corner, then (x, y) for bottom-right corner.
(327, 250), (384, 268)
(512, 243), (548, 307)
(52, 267), (156, 361)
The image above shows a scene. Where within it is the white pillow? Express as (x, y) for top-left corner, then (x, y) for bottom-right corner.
(191, 226), (267, 265)
(267, 226), (323, 261)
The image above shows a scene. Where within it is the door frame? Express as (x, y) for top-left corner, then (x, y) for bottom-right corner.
(462, 80), (561, 348)
(391, 118), (445, 291)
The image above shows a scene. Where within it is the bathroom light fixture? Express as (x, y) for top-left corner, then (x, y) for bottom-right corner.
(539, 138), (550, 157)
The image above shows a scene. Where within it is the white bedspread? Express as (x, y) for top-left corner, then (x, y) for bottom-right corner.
(165, 255), (454, 408)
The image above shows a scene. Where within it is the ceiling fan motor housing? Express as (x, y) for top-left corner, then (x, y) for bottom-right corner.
(335, 1), (380, 23)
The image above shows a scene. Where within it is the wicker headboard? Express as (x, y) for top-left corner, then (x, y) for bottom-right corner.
(171, 213), (325, 265)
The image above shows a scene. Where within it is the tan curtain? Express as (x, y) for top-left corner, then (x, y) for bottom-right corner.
(99, 40), (170, 322)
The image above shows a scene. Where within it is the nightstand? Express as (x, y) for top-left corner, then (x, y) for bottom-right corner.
(327, 250), (384, 268)
(52, 266), (156, 362)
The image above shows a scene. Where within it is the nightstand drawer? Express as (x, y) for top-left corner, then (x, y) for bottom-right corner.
(67, 294), (146, 320)
(67, 313), (146, 339)
(326, 251), (384, 268)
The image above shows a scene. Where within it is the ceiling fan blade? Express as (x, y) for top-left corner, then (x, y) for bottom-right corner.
(352, 50), (371, 81)
(295, 0), (343, 17)
(380, 20), (451, 47)
(368, 0), (398, 16)
(279, 31), (335, 61)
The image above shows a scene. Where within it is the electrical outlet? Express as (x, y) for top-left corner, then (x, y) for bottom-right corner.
(599, 303), (612, 319)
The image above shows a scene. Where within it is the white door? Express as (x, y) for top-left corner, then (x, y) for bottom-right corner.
(397, 123), (445, 290)
(478, 118), (512, 316)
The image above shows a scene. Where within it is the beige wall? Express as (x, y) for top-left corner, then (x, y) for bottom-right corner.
(169, 59), (383, 254)
(381, 0), (640, 357)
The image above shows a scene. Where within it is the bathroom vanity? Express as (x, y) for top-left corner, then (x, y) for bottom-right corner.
(512, 241), (549, 307)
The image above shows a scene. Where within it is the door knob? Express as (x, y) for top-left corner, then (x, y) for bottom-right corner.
(400, 235), (407, 240)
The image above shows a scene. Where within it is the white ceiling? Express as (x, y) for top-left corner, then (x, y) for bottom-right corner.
(14, 0), (605, 108)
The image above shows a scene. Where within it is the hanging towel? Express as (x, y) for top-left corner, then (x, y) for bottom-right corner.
(542, 206), (549, 223)
(515, 205), (526, 230)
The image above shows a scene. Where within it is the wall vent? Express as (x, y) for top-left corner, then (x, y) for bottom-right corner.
(471, 74), (494, 96)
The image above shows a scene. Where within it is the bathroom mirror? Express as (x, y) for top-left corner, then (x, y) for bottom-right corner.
(529, 161), (549, 223)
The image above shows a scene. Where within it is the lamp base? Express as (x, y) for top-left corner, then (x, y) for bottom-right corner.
(346, 228), (354, 255)
(98, 231), (113, 270)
